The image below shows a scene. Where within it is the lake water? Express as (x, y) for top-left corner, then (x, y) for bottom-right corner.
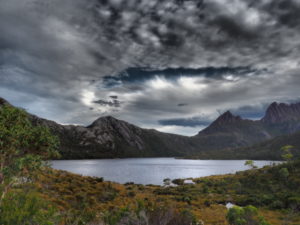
(51, 158), (275, 185)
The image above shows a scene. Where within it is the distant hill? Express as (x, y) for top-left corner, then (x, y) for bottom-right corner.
(1, 97), (300, 159)
(185, 131), (300, 160)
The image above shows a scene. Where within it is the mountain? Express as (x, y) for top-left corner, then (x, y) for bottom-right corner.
(262, 102), (300, 123)
(189, 102), (300, 153)
(1, 97), (300, 159)
(192, 111), (269, 150)
(28, 114), (195, 159)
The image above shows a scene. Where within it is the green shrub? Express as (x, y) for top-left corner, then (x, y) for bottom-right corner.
(226, 205), (270, 225)
(0, 190), (59, 225)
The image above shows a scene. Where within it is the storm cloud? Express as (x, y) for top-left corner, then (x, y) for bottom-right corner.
(1, 0), (300, 135)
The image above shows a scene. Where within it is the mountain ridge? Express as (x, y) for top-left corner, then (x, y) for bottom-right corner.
(1, 97), (300, 159)
(261, 101), (300, 123)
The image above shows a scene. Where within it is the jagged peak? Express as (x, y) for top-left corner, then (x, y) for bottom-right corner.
(262, 101), (300, 123)
(269, 101), (278, 107)
(221, 110), (234, 117)
(196, 110), (244, 136)
(214, 110), (242, 123)
(89, 116), (120, 126)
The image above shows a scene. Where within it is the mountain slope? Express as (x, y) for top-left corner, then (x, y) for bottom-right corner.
(190, 131), (300, 160)
(232, 131), (300, 160)
(1, 97), (300, 159)
(190, 102), (300, 153)
(30, 114), (196, 159)
(192, 111), (269, 150)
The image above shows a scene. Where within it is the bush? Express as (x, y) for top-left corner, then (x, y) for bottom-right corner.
(172, 179), (184, 185)
(0, 190), (59, 225)
(226, 205), (270, 225)
(0, 105), (60, 223)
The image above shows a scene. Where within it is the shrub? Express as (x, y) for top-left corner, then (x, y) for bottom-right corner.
(226, 205), (270, 225)
(172, 179), (184, 185)
(0, 105), (60, 223)
(0, 190), (59, 225)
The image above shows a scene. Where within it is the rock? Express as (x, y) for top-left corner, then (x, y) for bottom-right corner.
(262, 102), (300, 123)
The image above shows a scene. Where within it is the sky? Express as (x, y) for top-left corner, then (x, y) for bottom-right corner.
(0, 0), (300, 136)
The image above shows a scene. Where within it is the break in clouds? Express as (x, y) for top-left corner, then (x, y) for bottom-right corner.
(1, 0), (300, 135)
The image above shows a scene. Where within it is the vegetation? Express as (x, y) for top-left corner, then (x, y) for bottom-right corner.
(31, 159), (300, 225)
(1, 104), (300, 224)
(281, 145), (295, 162)
(226, 205), (270, 225)
(244, 160), (257, 170)
(0, 105), (60, 224)
(184, 132), (300, 160)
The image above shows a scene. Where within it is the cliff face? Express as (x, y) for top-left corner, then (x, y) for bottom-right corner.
(86, 116), (145, 150)
(262, 102), (300, 123)
(1, 97), (300, 159)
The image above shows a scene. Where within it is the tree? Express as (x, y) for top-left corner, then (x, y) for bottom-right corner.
(279, 168), (289, 181)
(0, 105), (60, 223)
(163, 178), (171, 186)
(226, 205), (270, 225)
(244, 160), (257, 170)
(172, 178), (184, 185)
(281, 145), (294, 162)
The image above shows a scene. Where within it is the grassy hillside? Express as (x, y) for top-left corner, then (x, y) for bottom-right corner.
(28, 159), (300, 224)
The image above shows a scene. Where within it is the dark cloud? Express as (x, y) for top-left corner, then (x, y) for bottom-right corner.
(158, 117), (211, 127)
(211, 15), (259, 40)
(93, 99), (121, 107)
(229, 104), (268, 120)
(102, 66), (258, 87)
(0, 0), (300, 135)
(178, 103), (188, 107)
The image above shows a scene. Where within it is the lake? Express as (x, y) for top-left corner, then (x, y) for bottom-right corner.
(51, 158), (275, 185)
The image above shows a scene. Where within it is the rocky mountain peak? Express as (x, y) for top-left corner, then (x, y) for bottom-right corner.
(88, 116), (122, 128)
(213, 111), (243, 125)
(262, 102), (300, 123)
(86, 115), (145, 150)
(197, 111), (244, 135)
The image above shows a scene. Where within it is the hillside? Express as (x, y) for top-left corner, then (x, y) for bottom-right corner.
(29, 114), (196, 159)
(33, 159), (300, 224)
(1, 97), (300, 159)
(232, 131), (300, 160)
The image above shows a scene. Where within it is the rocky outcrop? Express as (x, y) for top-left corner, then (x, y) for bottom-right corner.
(87, 116), (145, 150)
(262, 102), (300, 123)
